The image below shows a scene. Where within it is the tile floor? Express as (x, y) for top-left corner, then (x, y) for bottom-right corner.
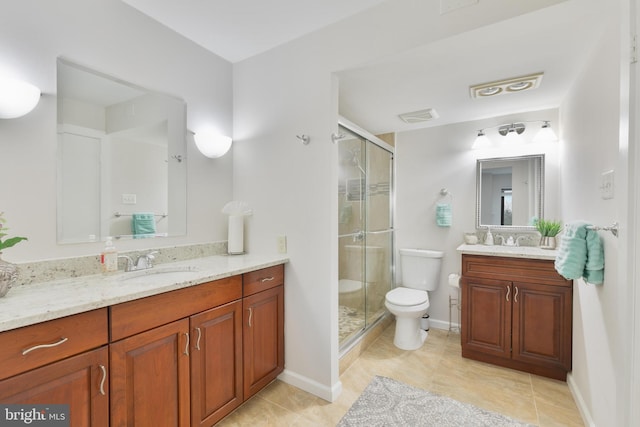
(218, 325), (585, 426)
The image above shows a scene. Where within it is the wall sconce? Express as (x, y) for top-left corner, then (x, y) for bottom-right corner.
(473, 120), (557, 149)
(0, 77), (41, 119)
(194, 131), (232, 158)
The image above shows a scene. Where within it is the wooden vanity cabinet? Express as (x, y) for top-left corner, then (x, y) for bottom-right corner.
(0, 309), (109, 426)
(242, 265), (285, 399)
(109, 276), (242, 427)
(190, 300), (243, 427)
(461, 255), (572, 380)
(109, 265), (284, 427)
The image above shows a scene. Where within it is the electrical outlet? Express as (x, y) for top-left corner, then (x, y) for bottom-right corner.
(277, 235), (287, 254)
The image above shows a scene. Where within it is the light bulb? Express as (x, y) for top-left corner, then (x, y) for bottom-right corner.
(0, 77), (41, 119)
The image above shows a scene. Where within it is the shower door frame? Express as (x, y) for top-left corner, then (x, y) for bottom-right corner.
(337, 116), (395, 350)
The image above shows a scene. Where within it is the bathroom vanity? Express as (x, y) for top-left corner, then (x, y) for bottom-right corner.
(457, 245), (572, 380)
(0, 255), (286, 427)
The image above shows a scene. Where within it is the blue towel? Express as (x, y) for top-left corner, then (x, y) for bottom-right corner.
(436, 203), (452, 227)
(132, 213), (156, 239)
(554, 221), (604, 284)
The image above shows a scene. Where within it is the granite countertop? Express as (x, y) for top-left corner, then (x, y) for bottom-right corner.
(456, 243), (558, 261)
(0, 253), (289, 333)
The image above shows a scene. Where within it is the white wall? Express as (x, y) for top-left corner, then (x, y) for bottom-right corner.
(232, 0), (569, 400)
(558, 3), (632, 425)
(395, 109), (560, 328)
(0, 0), (233, 262)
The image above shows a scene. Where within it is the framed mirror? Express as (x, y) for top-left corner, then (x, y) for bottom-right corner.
(476, 154), (544, 230)
(56, 58), (187, 243)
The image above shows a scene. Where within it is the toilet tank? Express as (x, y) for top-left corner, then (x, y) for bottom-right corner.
(399, 248), (444, 291)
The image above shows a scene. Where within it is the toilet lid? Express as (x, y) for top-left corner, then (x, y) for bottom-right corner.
(386, 287), (429, 306)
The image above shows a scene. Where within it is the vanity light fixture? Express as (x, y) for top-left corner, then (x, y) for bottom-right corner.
(0, 77), (41, 119)
(194, 131), (232, 158)
(472, 120), (556, 149)
(472, 130), (491, 149)
(533, 121), (558, 143)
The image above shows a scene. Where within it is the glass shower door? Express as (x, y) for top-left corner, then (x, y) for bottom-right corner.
(338, 130), (366, 344)
(338, 124), (394, 348)
(364, 142), (393, 325)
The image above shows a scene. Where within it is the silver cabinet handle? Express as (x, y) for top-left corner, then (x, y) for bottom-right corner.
(99, 365), (107, 396)
(22, 337), (68, 356)
(260, 277), (275, 282)
(248, 307), (253, 328)
(183, 333), (189, 356)
(514, 286), (519, 303)
(195, 327), (202, 351)
(506, 285), (511, 302)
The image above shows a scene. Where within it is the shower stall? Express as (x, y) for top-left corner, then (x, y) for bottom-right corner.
(337, 119), (394, 349)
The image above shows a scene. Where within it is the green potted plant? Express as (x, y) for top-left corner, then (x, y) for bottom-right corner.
(0, 212), (28, 297)
(535, 218), (562, 249)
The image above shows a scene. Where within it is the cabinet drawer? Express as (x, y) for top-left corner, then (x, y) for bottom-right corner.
(462, 255), (570, 287)
(110, 276), (242, 341)
(243, 264), (284, 296)
(0, 308), (108, 380)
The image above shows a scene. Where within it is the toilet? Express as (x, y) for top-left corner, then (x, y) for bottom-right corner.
(385, 248), (444, 350)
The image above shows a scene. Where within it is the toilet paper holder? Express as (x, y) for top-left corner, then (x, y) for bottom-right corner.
(448, 273), (461, 333)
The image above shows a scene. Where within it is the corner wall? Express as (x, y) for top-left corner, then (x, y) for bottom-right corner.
(558, 3), (631, 425)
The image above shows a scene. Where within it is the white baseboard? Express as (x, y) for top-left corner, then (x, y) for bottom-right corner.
(567, 372), (595, 427)
(278, 369), (342, 403)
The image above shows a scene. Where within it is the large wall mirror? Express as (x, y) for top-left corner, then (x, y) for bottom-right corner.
(56, 58), (187, 243)
(476, 154), (544, 230)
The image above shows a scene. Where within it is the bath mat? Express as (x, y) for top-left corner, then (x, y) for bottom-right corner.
(337, 376), (537, 427)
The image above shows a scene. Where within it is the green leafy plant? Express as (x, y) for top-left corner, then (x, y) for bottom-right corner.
(0, 212), (28, 252)
(535, 218), (562, 237)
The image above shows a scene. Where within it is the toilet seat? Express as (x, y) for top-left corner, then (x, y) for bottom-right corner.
(386, 287), (428, 306)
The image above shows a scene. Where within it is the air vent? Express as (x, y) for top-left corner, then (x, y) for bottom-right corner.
(398, 108), (439, 124)
(470, 72), (544, 99)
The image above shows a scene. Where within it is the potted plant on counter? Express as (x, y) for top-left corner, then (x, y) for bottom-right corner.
(535, 218), (562, 249)
(0, 212), (28, 297)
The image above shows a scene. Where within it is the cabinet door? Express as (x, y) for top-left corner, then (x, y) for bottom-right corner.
(110, 319), (190, 427)
(511, 281), (572, 370)
(461, 277), (512, 359)
(243, 285), (284, 399)
(190, 300), (243, 427)
(0, 346), (109, 427)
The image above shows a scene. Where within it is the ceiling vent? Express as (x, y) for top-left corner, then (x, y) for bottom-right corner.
(469, 72), (544, 99)
(398, 108), (439, 124)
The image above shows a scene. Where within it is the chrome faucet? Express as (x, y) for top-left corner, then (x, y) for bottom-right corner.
(117, 255), (135, 272)
(117, 251), (159, 272)
(135, 251), (159, 270)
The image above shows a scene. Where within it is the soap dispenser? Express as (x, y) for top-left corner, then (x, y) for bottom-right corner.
(484, 228), (494, 246)
(101, 237), (118, 273)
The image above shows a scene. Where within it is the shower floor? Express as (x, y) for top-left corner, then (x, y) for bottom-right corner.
(339, 305), (387, 344)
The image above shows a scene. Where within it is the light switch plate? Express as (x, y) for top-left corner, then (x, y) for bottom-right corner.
(601, 170), (614, 199)
(122, 193), (137, 204)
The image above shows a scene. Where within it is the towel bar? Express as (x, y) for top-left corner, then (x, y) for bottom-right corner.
(587, 222), (619, 237)
(114, 212), (168, 218)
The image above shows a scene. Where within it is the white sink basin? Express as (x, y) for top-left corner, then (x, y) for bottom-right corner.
(118, 266), (201, 283)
